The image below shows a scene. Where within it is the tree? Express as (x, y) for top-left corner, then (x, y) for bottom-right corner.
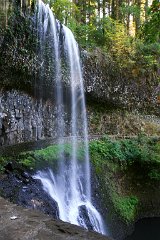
(142, 0), (160, 43)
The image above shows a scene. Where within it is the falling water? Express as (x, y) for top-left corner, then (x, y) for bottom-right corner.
(34, 0), (105, 235)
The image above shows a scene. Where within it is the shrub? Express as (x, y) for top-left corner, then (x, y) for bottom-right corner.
(112, 194), (139, 222)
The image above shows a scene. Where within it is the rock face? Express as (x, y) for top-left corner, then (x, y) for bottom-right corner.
(0, 90), (159, 146)
(82, 51), (160, 113)
(0, 91), (58, 146)
(0, 90), (92, 146)
(0, 196), (111, 240)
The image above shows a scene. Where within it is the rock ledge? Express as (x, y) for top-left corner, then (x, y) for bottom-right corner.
(0, 197), (111, 240)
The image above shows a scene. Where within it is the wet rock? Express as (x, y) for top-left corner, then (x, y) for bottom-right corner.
(0, 196), (112, 240)
(78, 205), (94, 231)
(4, 162), (13, 172)
(0, 173), (59, 219)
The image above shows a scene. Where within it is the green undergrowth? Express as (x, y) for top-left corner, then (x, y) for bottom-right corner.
(0, 156), (9, 172)
(112, 194), (139, 222)
(89, 135), (160, 223)
(90, 135), (160, 179)
(0, 143), (85, 172)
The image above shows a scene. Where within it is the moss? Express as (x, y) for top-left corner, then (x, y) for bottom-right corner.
(90, 136), (160, 172)
(89, 135), (160, 224)
(0, 156), (8, 172)
(34, 145), (63, 162)
(33, 143), (85, 163)
(0, 141), (87, 173)
(112, 194), (139, 223)
(18, 154), (36, 170)
(0, 6), (37, 93)
(16, 145), (65, 171)
(148, 169), (160, 180)
(3, 142), (85, 172)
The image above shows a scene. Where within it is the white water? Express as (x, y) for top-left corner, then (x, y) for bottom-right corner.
(34, 0), (105, 235)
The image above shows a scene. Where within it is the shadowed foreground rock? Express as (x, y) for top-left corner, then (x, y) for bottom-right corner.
(0, 197), (111, 240)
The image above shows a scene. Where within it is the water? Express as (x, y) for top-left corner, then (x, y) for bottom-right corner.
(33, 0), (105, 235)
(125, 218), (160, 240)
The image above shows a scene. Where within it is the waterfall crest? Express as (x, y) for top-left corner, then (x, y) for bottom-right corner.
(34, 0), (105, 235)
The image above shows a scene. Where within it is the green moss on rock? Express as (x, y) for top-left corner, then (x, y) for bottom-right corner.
(0, 142), (86, 173)
(89, 135), (160, 224)
(112, 194), (138, 223)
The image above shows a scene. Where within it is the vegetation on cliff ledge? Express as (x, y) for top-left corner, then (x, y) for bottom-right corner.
(90, 135), (160, 223)
(0, 135), (160, 223)
(0, 142), (85, 172)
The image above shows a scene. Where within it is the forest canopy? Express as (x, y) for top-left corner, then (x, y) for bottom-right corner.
(42, 0), (160, 47)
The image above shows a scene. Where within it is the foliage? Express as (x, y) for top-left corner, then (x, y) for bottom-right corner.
(112, 194), (139, 222)
(45, 0), (160, 80)
(0, 157), (8, 172)
(99, 19), (159, 73)
(49, 0), (79, 25)
(46, 0), (159, 78)
(33, 143), (85, 162)
(90, 136), (160, 222)
(148, 169), (160, 180)
(34, 145), (65, 162)
(142, 0), (160, 43)
(120, 2), (141, 20)
(17, 145), (65, 170)
(0, 137), (159, 223)
(2, 135), (157, 177)
(133, 40), (160, 74)
(9, 143), (84, 171)
(75, 16), (159, 75)
(18, 153), (36, 170)
(90, 136), (160, 178)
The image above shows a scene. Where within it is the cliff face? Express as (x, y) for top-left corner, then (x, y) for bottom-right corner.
(0, 90), (159, 146)
(83, 50), (160, 114)
(0, 91), (69, 146)
(0, 41), (159, 147)
(0, 15), (160, 146)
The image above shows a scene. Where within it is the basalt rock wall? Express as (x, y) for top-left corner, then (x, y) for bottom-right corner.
(0, 91), (58, 146)
(82, 50), (160, 114)
(0, 90), (159, 147)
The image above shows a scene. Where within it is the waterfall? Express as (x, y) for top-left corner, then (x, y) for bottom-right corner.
(33, 0), (105, 235)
